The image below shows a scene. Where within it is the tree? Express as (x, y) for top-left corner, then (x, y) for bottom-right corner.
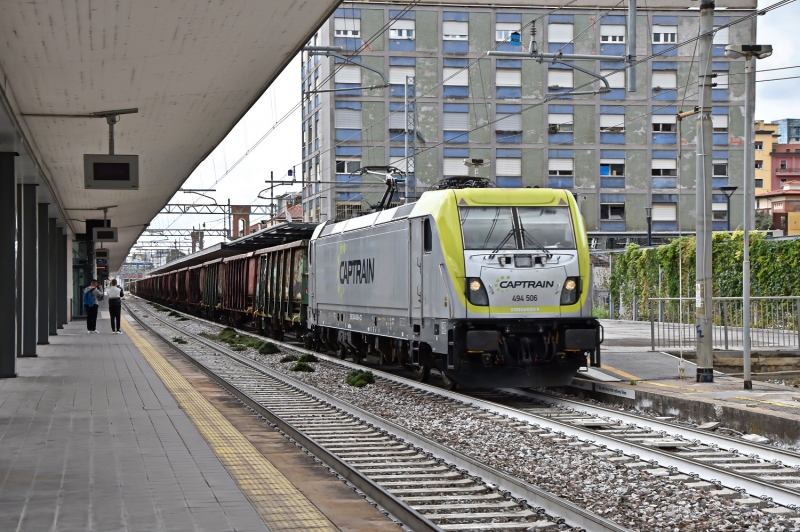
(755, 210), (773, 231)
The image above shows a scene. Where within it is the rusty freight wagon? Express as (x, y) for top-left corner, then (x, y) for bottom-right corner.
(253, 240), (309, 341)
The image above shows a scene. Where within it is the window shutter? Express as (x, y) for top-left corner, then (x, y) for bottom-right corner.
(600, 158), (625, 165)
(443, 21), (468, 36)
(600, 70), (625, 88)
(389, 111), (406, 130)
(652, 114), (677, 124)
(548, 159), (574, 171)
(496, 113), (522, 131)
(391, 20), (415, 31)
(600, 115), (625, 128)
(390, 66), (415, 85)
(335, 65), (361, 84)
(334, 18), (361, 32)
(443, 67), (469, 86)
(652, 25), (676, 35)
(548, 113), (572, 125)
(652, 71), (677, 89)
(601, 25), (626, 39)
(496, 158), (522, 175)
(711, 115), (729, 129)
(714, 72), (729, 88)
(496, 69), (521, 87)
(713, 27), (729, 45)
(496, 22), (521, 32)
(443, 158), (466, 175)
(712, 202), (728, 211)
(651, 203), (677, 221)
(548, 70), (573, 88)
(335, 109), (362, 129)
(652, 159), (677, 170)
(443, 112), (470, 130)
(548, 23), (573, 42)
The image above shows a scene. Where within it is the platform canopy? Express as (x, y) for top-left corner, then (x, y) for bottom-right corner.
(0, 0), (341, 271)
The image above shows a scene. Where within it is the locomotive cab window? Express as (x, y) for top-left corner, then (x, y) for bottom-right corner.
(423, 218), (432, 253)
(458, 206), (576, 250)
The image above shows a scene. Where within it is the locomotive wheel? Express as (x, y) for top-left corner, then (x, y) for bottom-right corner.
(440, 371), (457, 391)
(411, 364), (430, 383)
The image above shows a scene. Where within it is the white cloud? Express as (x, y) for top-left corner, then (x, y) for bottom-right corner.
(755, 0), (800, 121)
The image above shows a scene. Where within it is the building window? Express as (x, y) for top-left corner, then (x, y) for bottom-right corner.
(600, 159), (625, 177)
(496, 22), (521, 42)
(652, 70), (677, 91)
(652, 25), (677, 44)
(334, 108), (362, 130)
(336, 203), (362, 221)
(714, 70), (729, 89)
(601, 25), (626, 43)
(711, 114), (728, 133)
(496, 66), (522, 99)
(713, 26), (729, 45)
(334, 18), (360, 37)
(755, 160), (763, 169)
(600, 203), (626, 220)
(548, 23), (574, 43)
(755, 179), (764, 188)
(443, 104), (469, 143)
(548, 159), (574, 177)
(652, 202), (677, 222)
(599, 69), (625, 89)
(443, 158), (467, 176)
(713, 160), (728, 178)
(389, 20), (415, 39)
(599, 115), (625, 132)
(390, 66), (416, 85)
(443, 66), (469, 98)
(652, 159), (677, 176)
(443, 21), (468, 40)
(548, 69), (574, 89)
(496, 158), (522, 187)
(652, 116), (677, 132)
(548, 113), (573, 133)
(336, 159), (361, 174)
(780, 160), (787, 170)
(335, 65), (362, 84)
(755, 141), (763, 150)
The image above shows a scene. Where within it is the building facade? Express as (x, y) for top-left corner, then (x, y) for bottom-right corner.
(754, 120), (779, 196)
(300, 0), (756, 238)
(768, 143), (800, 191)
(771, 118), (800, 144)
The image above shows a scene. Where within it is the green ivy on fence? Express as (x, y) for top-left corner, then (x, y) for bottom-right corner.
(609, 231), (800, 320)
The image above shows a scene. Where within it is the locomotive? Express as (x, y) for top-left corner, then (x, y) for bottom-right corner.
(131, 187), (602, 389)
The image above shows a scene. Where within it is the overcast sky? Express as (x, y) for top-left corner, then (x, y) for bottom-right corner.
(137, 1), (800, 253)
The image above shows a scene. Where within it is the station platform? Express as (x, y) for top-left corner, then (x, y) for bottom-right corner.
(0, 304), (396, 532)
(570, 319), (800, 448)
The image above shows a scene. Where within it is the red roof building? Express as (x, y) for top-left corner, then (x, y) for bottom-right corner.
(769, 144), (800, 191)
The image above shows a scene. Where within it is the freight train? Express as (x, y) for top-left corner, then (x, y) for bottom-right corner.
(131, 187), (602, 389)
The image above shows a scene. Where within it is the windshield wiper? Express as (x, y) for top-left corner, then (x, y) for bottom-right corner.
(489, 228), (516, 256)
(521, 228), (553, 259)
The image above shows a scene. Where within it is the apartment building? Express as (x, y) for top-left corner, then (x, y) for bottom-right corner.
(754, 120), (779, 196)
(299, 0), (756, 236)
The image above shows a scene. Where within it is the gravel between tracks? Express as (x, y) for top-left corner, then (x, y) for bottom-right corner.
(136, 305), (800, 532)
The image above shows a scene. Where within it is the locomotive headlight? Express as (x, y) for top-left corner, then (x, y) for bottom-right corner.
(560, 277), (581, 305)
(466, 278), (489, 306)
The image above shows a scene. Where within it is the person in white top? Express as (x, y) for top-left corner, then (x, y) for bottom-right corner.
(107, 279), (124, 334)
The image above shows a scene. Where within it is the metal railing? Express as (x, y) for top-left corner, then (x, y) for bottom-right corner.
(649, 297), (800, 350)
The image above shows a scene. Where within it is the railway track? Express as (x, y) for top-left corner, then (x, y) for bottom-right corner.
(125, 299), (626, 532)
(126, 298), (800, 530)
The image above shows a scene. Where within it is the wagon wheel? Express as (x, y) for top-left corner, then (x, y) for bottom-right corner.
(411, 364), (430, 383)
(440, 370), (458, 391)
(336, 345), (348, 360)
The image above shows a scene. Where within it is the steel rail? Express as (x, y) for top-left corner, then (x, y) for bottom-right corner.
(125, 299), (631, 532)
(127, 297), (800, 509)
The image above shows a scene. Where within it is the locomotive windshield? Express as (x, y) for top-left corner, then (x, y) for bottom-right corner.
(459, 206), (575, 250)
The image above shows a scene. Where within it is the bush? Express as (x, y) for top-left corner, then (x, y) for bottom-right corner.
(259, 342), (280, 355)
(298, 353), (319, 363)
(290, 362), (315, 372)
(280, 355), (299, 363)
(592, 306), (609, 319)
(229, 345), (246, 352)
(168, 311), (181, 318)
(178, 317), (190, 321)
(346, 370), (375, 388)
(172, 337), (187, 345)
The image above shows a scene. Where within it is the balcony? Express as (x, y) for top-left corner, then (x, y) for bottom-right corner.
(775, 167), (800, 175)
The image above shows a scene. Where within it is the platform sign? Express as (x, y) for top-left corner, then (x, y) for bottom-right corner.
(95, 249), (110, 260)
(84, 154), (139, 190)
(93, 227), (118, 243)
(96, 259), (108, 267)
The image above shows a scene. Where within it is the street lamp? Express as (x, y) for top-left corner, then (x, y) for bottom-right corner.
(645, 207), (652, 246)
(725, 44), (772, 392)
(719, 185), (738, 232)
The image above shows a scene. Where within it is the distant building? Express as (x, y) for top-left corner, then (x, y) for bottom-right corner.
(769, 143), (800, 192)
(754, 120), (779, 196)
(300, 0), (756, 240)
(756, 183), (800, 235)
(771, 119), (800, 144)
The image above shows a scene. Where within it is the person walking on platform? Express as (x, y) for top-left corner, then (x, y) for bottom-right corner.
(107, 279), (124, 334)
(82, 280), (103, 333)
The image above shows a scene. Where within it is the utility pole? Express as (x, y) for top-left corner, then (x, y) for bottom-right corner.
(404, 76), (416, 203)
(695, 0), (715, 383)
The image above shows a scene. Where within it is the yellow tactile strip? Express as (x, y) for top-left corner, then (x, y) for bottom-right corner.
(121, 318), (338, 532)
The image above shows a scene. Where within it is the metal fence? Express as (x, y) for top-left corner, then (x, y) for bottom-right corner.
(649, 297), (800, 350)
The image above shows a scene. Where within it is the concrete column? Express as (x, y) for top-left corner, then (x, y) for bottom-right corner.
(0, 154), (17, 377)
(15, 185), (22, 357)
(57, 230), (67, 327)
(37, 204), (49, 345)
(21, 185), (37, 357)
(48, 218), (58, 336)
